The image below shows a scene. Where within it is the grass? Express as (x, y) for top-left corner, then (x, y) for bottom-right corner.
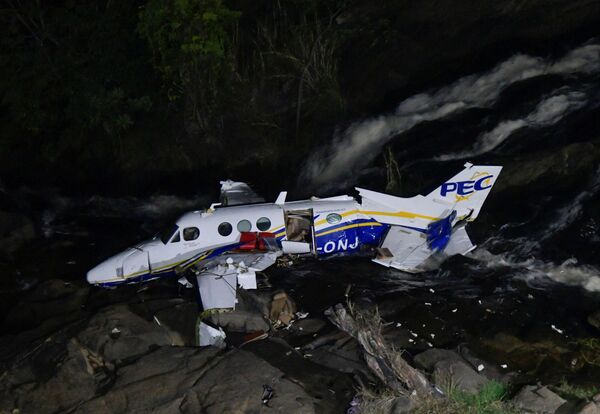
(358, 381), (519, 414)
(552, 378), (599, 401)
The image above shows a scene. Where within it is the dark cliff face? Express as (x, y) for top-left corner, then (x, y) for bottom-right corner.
(1, 0), (599, 195)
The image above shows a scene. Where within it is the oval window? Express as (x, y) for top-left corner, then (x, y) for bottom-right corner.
(256, 217), (271, 231)
(183, 227), (200, 241)
(218, 222), (233, 236)
(237, 219), (252, 232)
(326, 213), (342, 224)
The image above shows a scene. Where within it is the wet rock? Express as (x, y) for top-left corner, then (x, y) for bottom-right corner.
(294, 318), (327, 335)
(2, 339), (114, 414)
(512, 385), (566, 414)
(432, 360), (488, 393)
(572, 401), (600, 414)
(413, 348), (462, 371)
(4, 280), (89, 330)
(207, 289), (271, 332)
(0, 210), (35, 255)
(77, 347), (317, 413)
(77, 304), (181, 363)
(587, 310), (600, 331)
(306, 333), (370, 376)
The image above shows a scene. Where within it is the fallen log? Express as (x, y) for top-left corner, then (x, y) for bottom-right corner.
(325, 303), (432, 397)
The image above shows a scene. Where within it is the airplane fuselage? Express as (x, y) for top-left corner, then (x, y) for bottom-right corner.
(87, 196), (389, 287)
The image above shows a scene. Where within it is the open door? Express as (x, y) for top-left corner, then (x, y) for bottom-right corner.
(282, 209), (315, 254)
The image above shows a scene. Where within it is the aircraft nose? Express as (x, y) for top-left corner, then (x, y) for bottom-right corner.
(86, 255), (121, 285)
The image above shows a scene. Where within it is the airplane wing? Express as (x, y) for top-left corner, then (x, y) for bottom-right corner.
(219, 180), (265, 206)
(191, 250), (281, 310)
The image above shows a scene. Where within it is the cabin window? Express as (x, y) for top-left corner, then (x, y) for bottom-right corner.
(183, 227), (200, 241)
(218, 222), (233, 236)
(326, 213), (342, 224)
(256, 217), (271, 231)
(237, 219), (252, 232)
(159, 224), (179, 244)
(170, 232), (181, 243)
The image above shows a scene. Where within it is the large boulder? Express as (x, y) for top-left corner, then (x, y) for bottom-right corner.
(432, 360), (489, 393)
(512, 385), (566, 413)
(413, 348), (462, 371)
(77, 304), (182, 363)
(207, 289), (271, 332)
(77, 347), (318, 413)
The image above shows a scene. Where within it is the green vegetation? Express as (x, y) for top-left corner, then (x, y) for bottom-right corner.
(552, 378), (599, 401)
(358, 381), (519, 414)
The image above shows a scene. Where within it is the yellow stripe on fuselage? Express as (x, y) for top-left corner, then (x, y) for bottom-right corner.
(360, 210), (437, 221)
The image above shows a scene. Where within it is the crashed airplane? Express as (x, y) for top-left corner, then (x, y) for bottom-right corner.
(87, 162), (502, 311)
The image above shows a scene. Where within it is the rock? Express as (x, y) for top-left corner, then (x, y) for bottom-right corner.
(4, 339), (114, 414)
(432, 360), (488, 393)
(207, 289), (271, 332)
(77, 347), (317, 414)
(0, 210), (35, 255)
(573, 401), (600, 414)
(294, 318), (327, 335)
(587, 310), (600, 331)
(512, 385), (566, 413)
(307, 334), (370, 376)
(77, 304), (180, 363)
(388, 396), (414, 414)
(413, 348), (462, 371)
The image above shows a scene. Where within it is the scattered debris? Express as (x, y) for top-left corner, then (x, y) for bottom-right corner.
(551, 324), (564, 335)
(177, 277), (193, 288)
(501, 364), (508, 369)
(429, 288), (435, 293)
(261, 384), (274, 405)
(396, 322), (402, 327)
(425, 302), (432, 306)
(477, 364), (484, 372)
(270, 291), (297, 326)
(295, 311), (309, 319)
(198, 321), (226, 348)
(153, 315), (162, 326)
(452, 308), (458, 313)
(240, 331), (268, 347)
(110, 327), (121, 339)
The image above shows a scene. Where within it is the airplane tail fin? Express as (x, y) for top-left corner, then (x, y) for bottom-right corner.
(426, 162), (502, 220)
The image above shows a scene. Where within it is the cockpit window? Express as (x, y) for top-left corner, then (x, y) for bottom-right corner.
(160, 224), (179, 244)
(170, 232), (180, 243)
(183, 227), (200, 241)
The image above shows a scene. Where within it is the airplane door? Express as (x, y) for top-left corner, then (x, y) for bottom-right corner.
(282, 209), (315, 254)
(122, 248), (150, 280)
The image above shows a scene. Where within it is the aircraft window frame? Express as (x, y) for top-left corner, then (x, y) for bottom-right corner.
(237, 219), (252, 232)
(218, 222), (233, 237)
(183, 227), (200, 241)
(170, 232), (181, 243)
(326, 213), (343, 224)
(256, 217), (271, 231)
(159, 224), (179, 244)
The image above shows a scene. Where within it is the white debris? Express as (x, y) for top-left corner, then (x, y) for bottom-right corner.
(478, 300), (482, 305)
(396, 322), (402, 327)
(111, 327), (121, 335)
(477, 364), (484, 372)
(430, 333), (435, 339)
(427, 342), (433, 347)
(408, 338), (415, 343)
(429, 288), (435, 293)
(153, 315), (162, 326)
(237, 271), (257, 289)
(410, 332), (418, 337)
(198, 322), (226, 348)
(422, 324), (426, 327)
(452, 308), (458, 313)
(425, 302), (432, 306)
(177, 277), (193, 288)
(296, 312), (309, 319)
(501, 364), (508, 369)
(551, 324), (564, 335)
(527, 294), (534, 299)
